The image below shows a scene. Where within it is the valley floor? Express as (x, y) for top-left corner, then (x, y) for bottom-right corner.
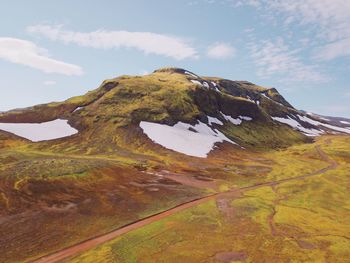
(0, 136), (349, 262)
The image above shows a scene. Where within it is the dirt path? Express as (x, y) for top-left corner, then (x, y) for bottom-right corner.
(31, 144), (337, 263)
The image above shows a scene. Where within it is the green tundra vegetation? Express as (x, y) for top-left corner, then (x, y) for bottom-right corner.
(1, 133), (349, 262)
(65, 136), (350, 263)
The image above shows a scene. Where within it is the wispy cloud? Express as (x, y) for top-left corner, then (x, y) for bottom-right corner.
(259, 0), (350, 39)
(27, 24), (198, 60)
(0, 37), (83, 75)
(207, 42), (236, 59)
(237, 0), (350, 60)
(314, 38), (350, 61)
(248, 38), (327, 83)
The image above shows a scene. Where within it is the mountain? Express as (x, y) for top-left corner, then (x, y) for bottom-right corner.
(0, 67), (349, 158)
(1, 68), (350, 263)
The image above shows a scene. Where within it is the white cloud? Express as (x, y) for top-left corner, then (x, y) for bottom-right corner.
(27, 25), (198, 60)
(43, 80), (56, 85)
(262, 0), (350, 40)
(207, 42), (236, 59)
(249, 38), (327, 83)
(0, 37), (83, 75)
(237, 0), (350, 60)
(314, 38), (350, 61)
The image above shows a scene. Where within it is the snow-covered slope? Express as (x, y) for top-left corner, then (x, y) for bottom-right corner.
(272, 114), (350, 136)
(140, 120), (238, 158)
(0, 119), (78, 142)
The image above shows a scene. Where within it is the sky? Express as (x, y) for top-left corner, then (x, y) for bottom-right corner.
(0, 0), (349, 117)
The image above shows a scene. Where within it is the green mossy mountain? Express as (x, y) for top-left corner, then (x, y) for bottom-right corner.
(0, 67), (326, 154)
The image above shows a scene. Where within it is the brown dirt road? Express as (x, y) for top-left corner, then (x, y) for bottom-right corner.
(30, 144), (337, 263)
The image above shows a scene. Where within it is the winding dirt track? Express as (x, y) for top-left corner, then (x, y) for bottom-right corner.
(31, 144), (337, 263)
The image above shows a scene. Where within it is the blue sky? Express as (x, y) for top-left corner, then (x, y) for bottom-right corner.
(0, 0), (349, 117)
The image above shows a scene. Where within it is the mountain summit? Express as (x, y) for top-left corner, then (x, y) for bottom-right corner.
(0, 67), (349, 157)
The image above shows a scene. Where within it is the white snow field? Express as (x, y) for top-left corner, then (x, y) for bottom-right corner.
(140, 120), (237, 158)
(0, 119), (78, 142)
(297, 115), (350, 134)
(271, 116), (324, 136)
(272, 115), (350, 136)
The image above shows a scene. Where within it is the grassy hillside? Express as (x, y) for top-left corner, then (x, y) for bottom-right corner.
(65, 136), (350, 263)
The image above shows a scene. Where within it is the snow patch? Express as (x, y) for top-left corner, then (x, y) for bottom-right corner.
(202, 81), (210, 89)
(246, 96), (255, 103)
(221, 112), (253, 125)
(272, 116), (323, 136)
(207, 116), (223, 126)
(221, 113), (242, 125)
(340, 120), (350, 125)
(191, 80), (203, 86)
(73, 106), (84, 113)
(261, 93), (270, 100)
(211, 81), (221, 92)
(307, 112), (330, 121)
(261, 93), (284, 107)
(190, 80), (214, 91)
(298, 115), (350, 134)
(0, 119), (78, 142)
(239, 116), (252, 121)
(140, 121), (237, 158)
